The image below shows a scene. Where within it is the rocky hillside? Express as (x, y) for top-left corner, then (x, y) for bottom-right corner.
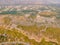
(0, 5), (60, 45)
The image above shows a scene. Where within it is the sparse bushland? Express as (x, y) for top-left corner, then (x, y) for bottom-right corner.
(0, 15), (60, 45)
(0, 5), (60, 45)
(0, 25), (59, 45)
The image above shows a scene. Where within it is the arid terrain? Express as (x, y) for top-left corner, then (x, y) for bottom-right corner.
(0, 5), (60, 45)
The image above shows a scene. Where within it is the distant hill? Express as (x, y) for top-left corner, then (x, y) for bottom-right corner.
(0, 0), (60, 5)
